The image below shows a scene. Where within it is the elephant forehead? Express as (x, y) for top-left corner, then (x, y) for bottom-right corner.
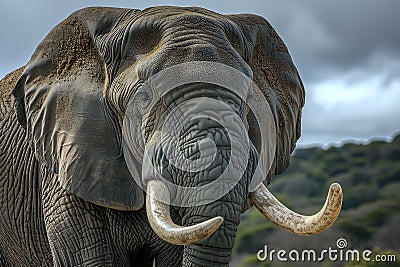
(94, 6), (252, 83)
(124, 6), (243, 43)
(140, 6), (228, 25)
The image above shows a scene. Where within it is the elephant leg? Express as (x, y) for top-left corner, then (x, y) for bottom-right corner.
(101, 207), (183, 266)
(152, 209), (183, 267)
(128, 245), (182, 267)
(0, 249), (6, 266)
(41, 171), (114, 266)
(153, 242), (183, 267)
(128, 247), (155, 267)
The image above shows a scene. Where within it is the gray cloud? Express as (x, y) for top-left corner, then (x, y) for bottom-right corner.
(262, 0), (400, 83)
(1, 0), (399, 146)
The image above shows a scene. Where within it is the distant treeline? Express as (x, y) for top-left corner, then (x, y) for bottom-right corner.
(233, 134), (400, 267)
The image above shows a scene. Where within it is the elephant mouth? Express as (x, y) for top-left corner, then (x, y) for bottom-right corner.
(144, 178), (343, 245)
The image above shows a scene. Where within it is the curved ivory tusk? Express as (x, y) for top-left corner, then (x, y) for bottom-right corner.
(146, 180), (224, 245)
(251, 183), (342, 236)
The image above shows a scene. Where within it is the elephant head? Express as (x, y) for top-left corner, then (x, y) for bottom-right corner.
(12, 6), (342, 266)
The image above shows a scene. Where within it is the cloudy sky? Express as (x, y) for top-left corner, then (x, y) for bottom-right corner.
(1, 0), (399, 147)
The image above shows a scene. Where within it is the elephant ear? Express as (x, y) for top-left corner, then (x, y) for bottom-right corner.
(12, 7), (144, 210)
(227, 14), (305, 184)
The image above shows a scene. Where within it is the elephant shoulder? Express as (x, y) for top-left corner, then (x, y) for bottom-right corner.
(0, 67), (24, 119)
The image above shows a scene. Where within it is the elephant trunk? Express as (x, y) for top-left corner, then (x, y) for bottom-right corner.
(180, 201), (241, 267)
(141, 85), (250, 264)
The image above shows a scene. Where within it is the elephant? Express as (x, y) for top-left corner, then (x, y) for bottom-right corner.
(0, 6), (342, 267)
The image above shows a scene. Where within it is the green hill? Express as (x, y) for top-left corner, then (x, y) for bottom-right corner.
(232, 134), (400, 267)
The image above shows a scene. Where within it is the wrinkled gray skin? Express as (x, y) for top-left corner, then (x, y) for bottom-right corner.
(0, 6), (304, 267)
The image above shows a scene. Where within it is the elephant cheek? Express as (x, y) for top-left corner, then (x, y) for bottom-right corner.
(122, 111), (145, 188)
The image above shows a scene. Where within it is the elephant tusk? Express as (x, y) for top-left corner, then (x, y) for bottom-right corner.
(146, 180), (224, 245)
(251, 183), (342, 236)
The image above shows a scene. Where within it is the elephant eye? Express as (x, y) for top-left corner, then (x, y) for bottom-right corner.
(124, 24), (162, 57)
(132, 84), (153, 112)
